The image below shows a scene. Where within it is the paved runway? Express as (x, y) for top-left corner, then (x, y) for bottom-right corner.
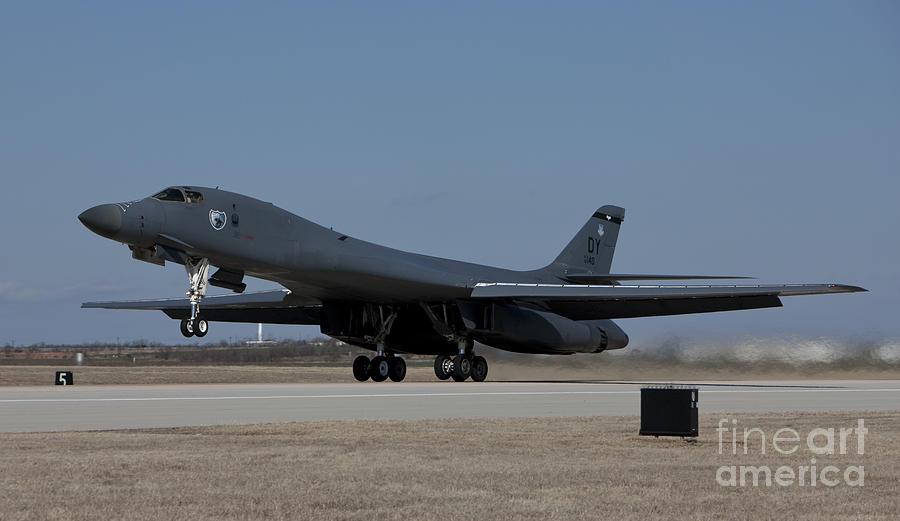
(1, 380), (898, 432)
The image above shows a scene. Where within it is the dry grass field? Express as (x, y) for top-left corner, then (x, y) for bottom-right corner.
(0, 364), (365, 386)
(1, 411), (897, 520)
(3, 362), (900, 386)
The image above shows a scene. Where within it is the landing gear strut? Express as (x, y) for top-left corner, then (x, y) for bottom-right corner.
(350, 307), (407, 382)
(179, 257), (210, 338)
(433, 340), (488, 382)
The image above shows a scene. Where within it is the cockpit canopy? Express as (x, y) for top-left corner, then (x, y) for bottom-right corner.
(152, 187), (204, 204)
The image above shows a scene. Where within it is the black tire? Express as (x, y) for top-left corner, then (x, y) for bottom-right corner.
(352, 355), (370, 382)
(193, 318), (209, 338)
(471, 356), (488, 382)
(434, 355), (452, 381)
(453, 354), (471, 381)
(180, 319), (194, 338)
(388, 357), (407, 382)
(369, 356), (389, 382)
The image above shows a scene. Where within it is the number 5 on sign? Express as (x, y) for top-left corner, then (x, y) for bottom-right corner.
(55, 371), (73, 385)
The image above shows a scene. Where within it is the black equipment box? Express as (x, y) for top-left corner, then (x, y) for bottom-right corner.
(639, 386), (698, 437)
(55, 371), (73, 385)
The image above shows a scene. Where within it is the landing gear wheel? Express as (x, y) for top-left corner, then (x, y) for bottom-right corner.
(193, 318), (208, 338)
(452, 355), (471, 382)
(388, 357), (407, 382)
(434, 355), (453, 381)
(352, 356), (371, 382)
(470, 356), (488, 382)
(369, 356), (390, 382)
(180, 319), (194, 338)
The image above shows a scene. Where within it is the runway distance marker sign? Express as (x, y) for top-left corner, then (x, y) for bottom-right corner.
(55, 371), (73, 386)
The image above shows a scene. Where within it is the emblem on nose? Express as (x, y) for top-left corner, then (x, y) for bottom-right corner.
(209, 210), (227, 230)
(78, 204), (124, 239)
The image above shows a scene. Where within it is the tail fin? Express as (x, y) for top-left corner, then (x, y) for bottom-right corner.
(545, 205), (625, 277)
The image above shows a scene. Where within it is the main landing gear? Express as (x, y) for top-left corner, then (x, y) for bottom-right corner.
(345, 308), (487, 383)
(352, 352), (487, 383)
(352, 308), (408, 382)
(433, 339), (488, 382)
(433, 354), (488, 382)
(352, 354), (407, 382)
(179, 257), (210, 338)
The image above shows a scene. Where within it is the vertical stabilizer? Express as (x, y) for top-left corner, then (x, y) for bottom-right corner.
(545, 205), (624, 277)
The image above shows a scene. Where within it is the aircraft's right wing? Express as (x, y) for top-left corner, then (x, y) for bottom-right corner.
(563, 273), (753, 283)
(82, 290), (322, 325)
(469, 283), (866, 320)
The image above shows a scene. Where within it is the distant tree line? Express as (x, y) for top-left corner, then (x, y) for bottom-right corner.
(0, 338), (434, 366)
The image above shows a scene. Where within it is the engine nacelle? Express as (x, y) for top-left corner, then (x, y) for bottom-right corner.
(461, 302), (629, 354)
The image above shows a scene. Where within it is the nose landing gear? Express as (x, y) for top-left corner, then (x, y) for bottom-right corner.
(179, 257), (210, 338)
(180, 317), (208, 338)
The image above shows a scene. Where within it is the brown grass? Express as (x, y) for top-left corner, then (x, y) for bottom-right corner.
(0, 364), (375, 386)
(1, 411), (897, 520)
(3, 362), (900, 387)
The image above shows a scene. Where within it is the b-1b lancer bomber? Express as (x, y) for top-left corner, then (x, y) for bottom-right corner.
(79, 187), (865, 382)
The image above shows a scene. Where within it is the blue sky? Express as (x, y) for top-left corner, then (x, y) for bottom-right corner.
(1, 2), (897, 346)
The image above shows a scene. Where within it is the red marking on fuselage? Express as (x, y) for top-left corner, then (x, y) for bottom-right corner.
(244, 235), (254, 240)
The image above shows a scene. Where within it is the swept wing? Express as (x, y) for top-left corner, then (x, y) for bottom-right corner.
(470, 282), (866, 320)
(82, 290), (322, 325)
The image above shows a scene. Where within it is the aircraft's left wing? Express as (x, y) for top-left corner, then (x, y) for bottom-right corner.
(469, 283), (866, 320)
(82, 290), (322, 325)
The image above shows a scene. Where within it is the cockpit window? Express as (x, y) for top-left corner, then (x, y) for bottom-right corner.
(152, 188), (185, 202)
(184, 190), (204, 204)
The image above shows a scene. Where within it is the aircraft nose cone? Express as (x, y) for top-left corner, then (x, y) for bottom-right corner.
(78, 204), (123, 238)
